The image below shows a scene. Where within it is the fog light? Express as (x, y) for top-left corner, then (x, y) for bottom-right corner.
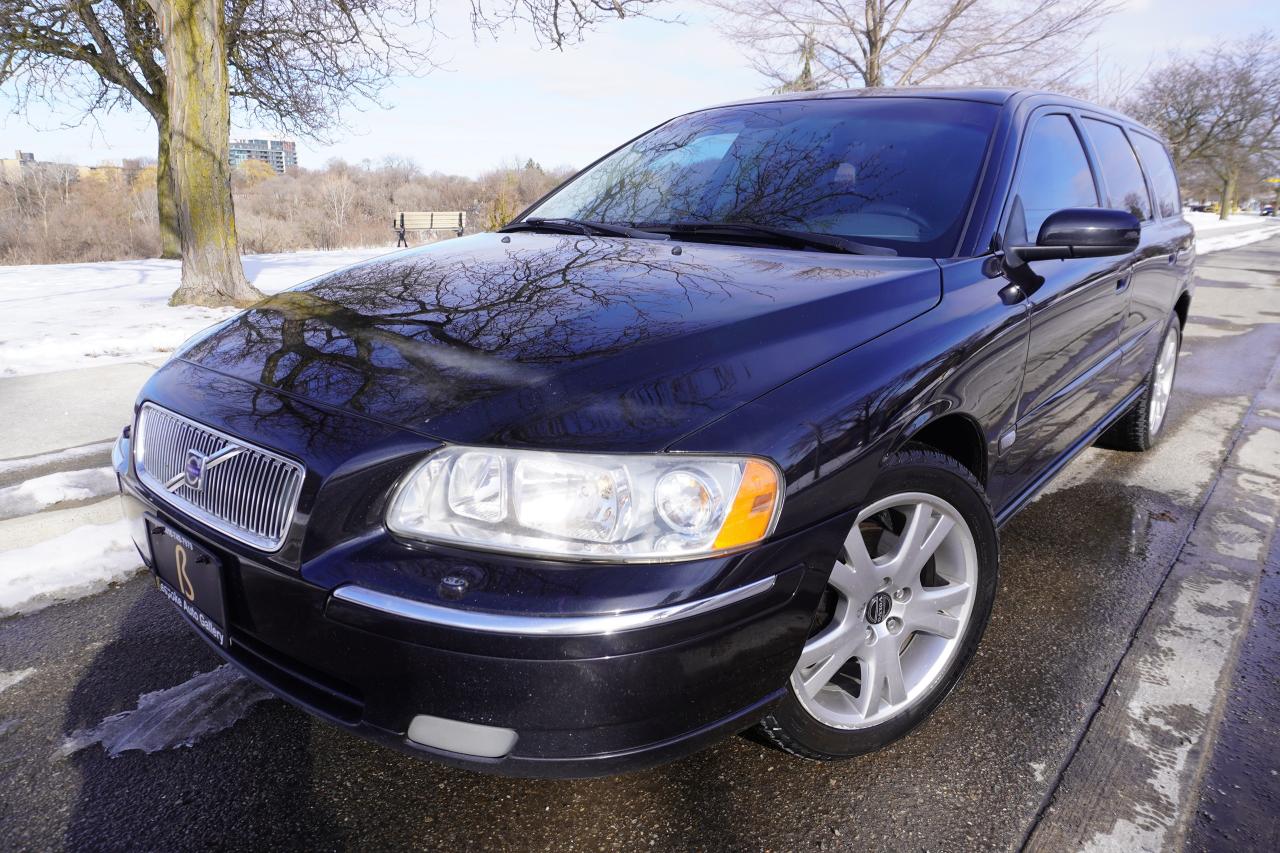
(406, 714), (518, 758)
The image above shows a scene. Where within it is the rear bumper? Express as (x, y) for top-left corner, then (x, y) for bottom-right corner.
(115, 431), (840, 777)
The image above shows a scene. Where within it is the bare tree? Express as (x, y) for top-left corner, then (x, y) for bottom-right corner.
(0, 0), (433, 301)
(1132, 33), (1280, 220)
(5, 163), (76, 243)
(2, 1), (663, 307)
(706, 0), (1118, 91)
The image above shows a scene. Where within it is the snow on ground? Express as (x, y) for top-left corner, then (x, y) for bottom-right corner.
(58, 664), (272, 758)
(0, 441), (115, 481)
(1185, 210), (1280, 254)
(0, 468), (117, 521)
(0, 247), (395, 378)
(1183, 211), (1275, 233)
(1196, 222), (1280, 255)
(0, 519), (143, 618)
(0, 668), (36, 694)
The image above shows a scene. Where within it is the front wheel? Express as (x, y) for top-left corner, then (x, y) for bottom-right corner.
(757, 447), (998, 760)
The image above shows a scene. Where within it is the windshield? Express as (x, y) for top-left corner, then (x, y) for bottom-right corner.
(523, 97), (998, 258)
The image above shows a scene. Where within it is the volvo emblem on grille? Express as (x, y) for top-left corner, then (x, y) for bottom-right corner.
(166, 444), (245, 493)
(184, 450), (207, 489)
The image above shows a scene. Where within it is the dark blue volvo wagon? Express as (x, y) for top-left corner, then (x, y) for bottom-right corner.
(115, 88), (1194, 776)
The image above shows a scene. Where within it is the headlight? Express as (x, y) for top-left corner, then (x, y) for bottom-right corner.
(386, 446), (783, 562)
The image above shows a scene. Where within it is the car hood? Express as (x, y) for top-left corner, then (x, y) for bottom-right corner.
(180, 233), (940, 451)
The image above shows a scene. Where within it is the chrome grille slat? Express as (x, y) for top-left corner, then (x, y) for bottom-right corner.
(134, 403), (305, 551)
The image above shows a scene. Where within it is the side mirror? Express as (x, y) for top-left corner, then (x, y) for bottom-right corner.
(998, 208), (1140, 305)
(1011, 208), (1141, 262)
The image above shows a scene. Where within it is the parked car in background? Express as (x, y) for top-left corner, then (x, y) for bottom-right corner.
(114, 88), (1194, 776)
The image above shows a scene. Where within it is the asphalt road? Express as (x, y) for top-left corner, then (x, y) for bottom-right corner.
(2, 238), (1279, 852)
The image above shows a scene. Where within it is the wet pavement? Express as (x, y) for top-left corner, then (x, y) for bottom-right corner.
(1186, 512), (1280, 852)
(1, 238), (1278, 852)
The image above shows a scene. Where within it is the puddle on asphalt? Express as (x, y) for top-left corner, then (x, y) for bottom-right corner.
(57, 664), (273, 758)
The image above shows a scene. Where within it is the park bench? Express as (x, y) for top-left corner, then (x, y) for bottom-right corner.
(394, 211), (466, 246)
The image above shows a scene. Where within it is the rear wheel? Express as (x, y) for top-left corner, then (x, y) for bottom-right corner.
(1098, 314), (1181, 452)
(758, 447), (998, 760)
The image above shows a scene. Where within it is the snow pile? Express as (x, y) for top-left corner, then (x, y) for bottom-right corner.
(58, 664), (272, 757)
(0, 519), (144, 617)
(1184, 210), (1280, 254)
(0, 247), (393, 378)
(1183, 211), (1273, 233)
(0, 468), (117, 520)
(1196, 223), (1280, 255)
(0, 441), (114, 483)
(0, 668), (36, 694)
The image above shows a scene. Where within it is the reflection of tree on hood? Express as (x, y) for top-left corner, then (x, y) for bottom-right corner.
(187, 236), (755, 416)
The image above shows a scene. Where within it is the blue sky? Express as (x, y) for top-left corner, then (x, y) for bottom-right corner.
(1, 0), (1273, 176)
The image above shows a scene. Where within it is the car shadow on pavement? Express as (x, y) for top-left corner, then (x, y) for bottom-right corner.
(60, 591), (351, 851)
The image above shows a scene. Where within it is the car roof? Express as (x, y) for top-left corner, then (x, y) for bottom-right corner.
(714, 86), (1022, 107)
(708, 87), (1164, 142)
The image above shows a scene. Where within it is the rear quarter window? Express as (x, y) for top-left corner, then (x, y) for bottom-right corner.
(1130, 133), (1182, 219)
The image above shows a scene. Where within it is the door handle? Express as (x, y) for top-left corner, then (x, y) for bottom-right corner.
(1167, 252), (1177, 265)
(1115, 273), (1132, 291)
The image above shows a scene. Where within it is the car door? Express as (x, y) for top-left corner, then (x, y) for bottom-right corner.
(998, 110), (1131, 494)
(1123, 129), (1195, 374)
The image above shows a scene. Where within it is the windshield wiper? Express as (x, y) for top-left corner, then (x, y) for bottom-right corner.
(638, 221), (897, 257)
(499, 218), (669, 241)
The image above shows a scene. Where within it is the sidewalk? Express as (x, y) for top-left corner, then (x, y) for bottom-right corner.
(0, 362), (154, 461)
(1025, 245), (1280, 851)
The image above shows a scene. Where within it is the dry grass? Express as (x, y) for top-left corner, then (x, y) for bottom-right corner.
(0, 158), (568, 265)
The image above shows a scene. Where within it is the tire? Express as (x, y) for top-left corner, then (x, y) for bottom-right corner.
(757, 446), (998, 760)
(1098, 314), (1182, 452)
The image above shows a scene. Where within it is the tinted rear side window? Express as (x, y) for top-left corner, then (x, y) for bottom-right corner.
(1130, 133), (1181, 218)
(1082, 118), (1153, 221)
(1007, 114), (1098, 243)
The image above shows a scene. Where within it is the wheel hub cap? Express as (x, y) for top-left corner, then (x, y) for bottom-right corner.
(865, 592), (892, 624)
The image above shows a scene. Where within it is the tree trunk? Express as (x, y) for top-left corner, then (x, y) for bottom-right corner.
(1218, 172), (1235, 221)
(156, 112), (181, 260)
(865, 40), (883, 87)
(156, 0), (262, 307)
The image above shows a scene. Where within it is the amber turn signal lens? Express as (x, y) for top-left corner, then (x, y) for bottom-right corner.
(713, 459), (781, 549)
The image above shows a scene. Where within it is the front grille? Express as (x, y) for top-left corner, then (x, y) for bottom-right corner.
(134, 403), (305, 551)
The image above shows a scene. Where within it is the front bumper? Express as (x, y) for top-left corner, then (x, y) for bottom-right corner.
(114, 429), (844, 777)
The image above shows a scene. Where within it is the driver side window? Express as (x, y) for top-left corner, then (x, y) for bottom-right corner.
(1007, 114), (1099, 244)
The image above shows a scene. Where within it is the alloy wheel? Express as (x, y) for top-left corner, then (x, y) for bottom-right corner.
(790, 492), (978, 730)
(1148, 329), (1179, 435)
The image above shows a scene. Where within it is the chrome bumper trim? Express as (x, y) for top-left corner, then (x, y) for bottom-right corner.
(331, 575), (777, 637)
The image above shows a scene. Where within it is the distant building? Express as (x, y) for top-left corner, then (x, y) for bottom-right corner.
(77, 163), (125, 184)
(0, 151), (37, 181)
(1, 151), (139, 186)
(229, 137), (297, 174)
